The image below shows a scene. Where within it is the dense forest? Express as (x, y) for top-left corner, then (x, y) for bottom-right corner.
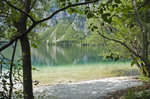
(0, 0), (150, 99)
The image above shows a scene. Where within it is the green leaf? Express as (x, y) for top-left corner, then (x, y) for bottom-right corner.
(93, 26), (98, 29)
(114, 0), (122, 3)
(90, 23), (93, 26)
(134, 57), (139, 61)
(68, 8), (73, 14)
(102, 13), (112, 23)
(105, 56), (110, 59)
(126, 54), (131, 59)
(102, 13), (111, 17)
(91, 28), (94, 32)
(112, 4), (118, 8)
(131, 61), (136, 67)
(87, 12), (94, 19)
(31, 43), (37, 48)
(139, 61), (144, 64)
(106, 0), (113, 5)
(3, 75), (9, 79)
(100, 9), (103, 14)
(84, 9), (88, 14)
(32, 67), (39, 71)
(76, 0), (79, 2)
(107, 18), (112, 23)
(2, 79), (7, 83)
(115, 56), (119, 61)
(110, 55), (113, 59)
(3, 87), (8, 91)
(130, 24), (134, 29)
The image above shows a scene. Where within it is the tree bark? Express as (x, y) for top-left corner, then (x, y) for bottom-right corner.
(140, 63), (147, 76)
(15, 0), (34, 98)
(132, 0), (150, 77)
(144, 61), (150, 77)
(9, 41), (17, 99)
(20, 36), (34, 99)
(16, 14), (34, 99)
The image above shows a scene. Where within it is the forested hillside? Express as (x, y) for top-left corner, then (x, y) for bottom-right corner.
(38, 9), (89, 45)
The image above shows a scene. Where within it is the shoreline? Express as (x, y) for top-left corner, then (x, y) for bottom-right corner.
(33, 76), (143, 99)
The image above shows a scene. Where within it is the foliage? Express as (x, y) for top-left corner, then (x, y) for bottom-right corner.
(138, 75), (150, 83)
(125, 75), (150, 99)
(125, 89), (137, 99)
(125, 89), (150, 99)
(85, 0), (150, 77)
(0, 55), (23, 98)
(1, 0), (149, 98)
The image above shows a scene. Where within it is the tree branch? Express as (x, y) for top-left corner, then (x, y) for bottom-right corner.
(0, 0), (100, 52)
(9, 40), (17, 99)
(30, 0), (36, 11)
(97, 31), (141, 58)
(132, 0), (149, 61)
(0, 23), (37, 52)
(3, 0), (35, 22)
(0, 58), (4, 78)
(132, 0), (145, 32)
(36, 0), (100, 23)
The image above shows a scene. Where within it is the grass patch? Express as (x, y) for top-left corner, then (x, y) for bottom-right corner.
(138, 75), (150, 83)
(124, 83), (150, 99)
(32, 62), (139, 86)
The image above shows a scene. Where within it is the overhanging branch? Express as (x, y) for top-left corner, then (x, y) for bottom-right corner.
(97, 31), (141, 58)
(0, 23), (37, 51)
(0, 0), (100, 52)
(37, 0), (100, 23)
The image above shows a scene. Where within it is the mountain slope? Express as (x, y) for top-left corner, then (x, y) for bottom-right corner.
(39, 12), (89, 45)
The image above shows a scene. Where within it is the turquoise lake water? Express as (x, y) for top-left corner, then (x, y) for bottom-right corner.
(1, 45), (130, 67)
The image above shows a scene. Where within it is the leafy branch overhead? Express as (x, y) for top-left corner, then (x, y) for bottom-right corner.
(86, 0), (150, 77)
(0, 0), (150, 99)
(0, 0), (100, 52)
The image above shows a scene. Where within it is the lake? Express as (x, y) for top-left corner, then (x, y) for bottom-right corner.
(1, 45), (139, 86)
(31, 45), (119, 66)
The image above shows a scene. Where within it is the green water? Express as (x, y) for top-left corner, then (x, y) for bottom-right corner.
(1, 45), (129, 66)
(31, 45), (129, 66)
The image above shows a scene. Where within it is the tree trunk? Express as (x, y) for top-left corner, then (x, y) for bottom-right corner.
(144, 61), (150, 77)
(132, 0), (150, 78)
(16, 0), (33, 97)
(20, 36), (34, 99)
(140, 63), (147, 76)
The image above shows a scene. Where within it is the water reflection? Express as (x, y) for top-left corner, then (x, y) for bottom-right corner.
(2, 45), (125, 67)
(31, 45), (103, 66)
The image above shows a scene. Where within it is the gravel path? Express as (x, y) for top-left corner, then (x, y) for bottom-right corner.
(34, 76), (143, 99)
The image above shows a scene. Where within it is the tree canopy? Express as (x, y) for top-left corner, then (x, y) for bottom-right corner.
(86, 0), (150, 77)
(0, 0), (150, 99)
